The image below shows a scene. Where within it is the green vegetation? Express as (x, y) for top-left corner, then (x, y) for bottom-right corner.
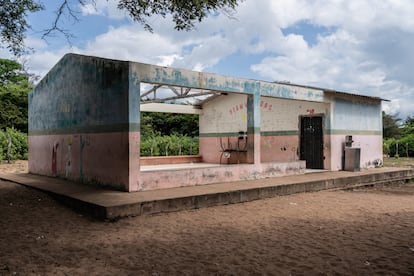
(383, 112), (414, 158)
(0, 0), (43, 56)
(0, 58), (31, 162)
(0, 58), (32, 132)
(141, 135), (199, 157)
(141, 112), (198, 139)
(0, 128), (28, 161)
(140, 112), (199, 156)
(118, 0), (239, 32)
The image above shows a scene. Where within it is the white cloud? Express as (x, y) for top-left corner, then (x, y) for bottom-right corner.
(80, 0), (126, 19)
(24, 0), (414, 118)
(247, 0), (414, 117)
(81, 25), (181, 64)
(25, 47), (75, 79)
(173, 34), (237, 71)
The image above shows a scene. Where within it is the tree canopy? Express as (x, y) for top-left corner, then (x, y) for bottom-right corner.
(0, 0), (241, 56)
(0, 58), (32, 132)
(402, 116), (414, 136)
(119, 0), (239, 32)
(382, 111), (402, 139)
(141, 112), (199, 139)
(0, 0), (43, 56)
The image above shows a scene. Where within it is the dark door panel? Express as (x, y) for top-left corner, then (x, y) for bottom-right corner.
(300, 116), (324, 169)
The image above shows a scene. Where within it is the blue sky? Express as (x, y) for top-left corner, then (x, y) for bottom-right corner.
(3, 0), (414, 119)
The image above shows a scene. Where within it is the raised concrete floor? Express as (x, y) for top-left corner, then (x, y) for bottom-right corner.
(1, 167), (413, 220)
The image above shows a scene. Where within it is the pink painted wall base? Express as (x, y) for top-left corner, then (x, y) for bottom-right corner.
(139, 161), (306, 191)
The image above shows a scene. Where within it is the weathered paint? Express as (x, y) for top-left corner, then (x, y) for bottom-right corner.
(140, 103), (202, 114)
(200, 94), (329, 166)
(140, 155), (202, 166)
(199, 137), (222, 164)
(29, 54), (137, 191)
(199, 136), (248, 164)
(129, 62), (326, 102)
(260, 135), (299, 162)
(128, 68), (141, 130)
(260, 82), (324, 102)
(200, 94), (328, 134)
(128, 68), (141, 191)
(322, 94), (383, 171)
(199, 91), (382, 171)
(128, 131), (140, 191)
(30, 53), (384, 192)
(29, 132), (130, 190)
(330, 97), (382, 131)
(139, 161), (306, 191)
(246, 92), (261, 164)
(29, 54), (131, 134)
(200, 93), (248, 134)
(329, 135), (383, 170)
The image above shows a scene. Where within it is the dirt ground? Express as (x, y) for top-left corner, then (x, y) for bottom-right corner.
(0, 160), (28, 174)
(1, 161), (414, 275)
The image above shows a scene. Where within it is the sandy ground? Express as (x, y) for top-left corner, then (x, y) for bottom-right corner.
(0, 160), (28, 174)
(1, 161), (414, 275)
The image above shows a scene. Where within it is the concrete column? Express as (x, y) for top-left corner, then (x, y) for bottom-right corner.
(128, 72), (141, 191)
(247, 90), (261, 164)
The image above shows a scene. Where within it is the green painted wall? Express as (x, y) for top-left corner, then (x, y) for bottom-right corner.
(29, 54), (133, 135)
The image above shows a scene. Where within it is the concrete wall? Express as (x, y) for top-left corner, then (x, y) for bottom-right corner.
(200, 94), (329, 164)
(260, 97), (329, 165)
(140, 156), (202, 166)
(29, 54), (140, 191)
(200, 92), (383, 171)
(140, 161), (306, 190)
(326, 93), (383, 170)
(129, 63), (325, 102)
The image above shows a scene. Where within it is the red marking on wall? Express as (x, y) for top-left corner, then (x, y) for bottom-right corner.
(229, 101), (273, 115)
(306, 108), (315, 115)
(52, 143), (59, 174)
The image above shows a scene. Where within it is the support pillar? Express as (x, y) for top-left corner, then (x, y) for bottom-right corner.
(127, 72), (141, 191)
(247, 90), (261, 164)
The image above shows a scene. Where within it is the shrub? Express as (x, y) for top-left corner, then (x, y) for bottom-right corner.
(140, 135), (199, 157)
(398, 134), (414, 157)
(383, 138), (395, 157)
(385, 134), (414, 158)
(0, 128), (28, 161)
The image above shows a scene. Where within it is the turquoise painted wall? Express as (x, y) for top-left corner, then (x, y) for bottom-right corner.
(331, 97), (382, 133)
(129, 62), (325, 102)
(29, 54), (132, 135)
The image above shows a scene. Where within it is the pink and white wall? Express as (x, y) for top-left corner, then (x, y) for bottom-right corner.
(325, 92), (383, 170)
(199, 91), (383, 171)
(29, 54), (141, 191)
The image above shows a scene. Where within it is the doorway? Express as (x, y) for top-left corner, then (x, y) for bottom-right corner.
(300, 116), (324, 169)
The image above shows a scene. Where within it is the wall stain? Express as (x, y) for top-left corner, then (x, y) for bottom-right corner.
(52, 142), (59, 175)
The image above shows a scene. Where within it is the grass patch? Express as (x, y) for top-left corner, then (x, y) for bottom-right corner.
(383, 157), (414, 168)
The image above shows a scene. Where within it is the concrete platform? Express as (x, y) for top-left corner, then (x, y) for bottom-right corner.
(1, 167), (413, 220)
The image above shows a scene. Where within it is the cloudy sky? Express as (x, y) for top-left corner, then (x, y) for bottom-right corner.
(11, 0), (414, 118)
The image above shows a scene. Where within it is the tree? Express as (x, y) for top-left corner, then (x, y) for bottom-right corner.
(141, 112), (199, 138)
(118, 0), (239, 32)
(382, 111), (401, 139)
(140, 111), (199, 156)
(0, 0), (43, 56)
(0, 0), (241, 56)
(0, 58), (32, 132)
(402, 116), (414, 136)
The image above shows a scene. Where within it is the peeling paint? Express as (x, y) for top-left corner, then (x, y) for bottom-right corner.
(30, 53), (384, 192)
